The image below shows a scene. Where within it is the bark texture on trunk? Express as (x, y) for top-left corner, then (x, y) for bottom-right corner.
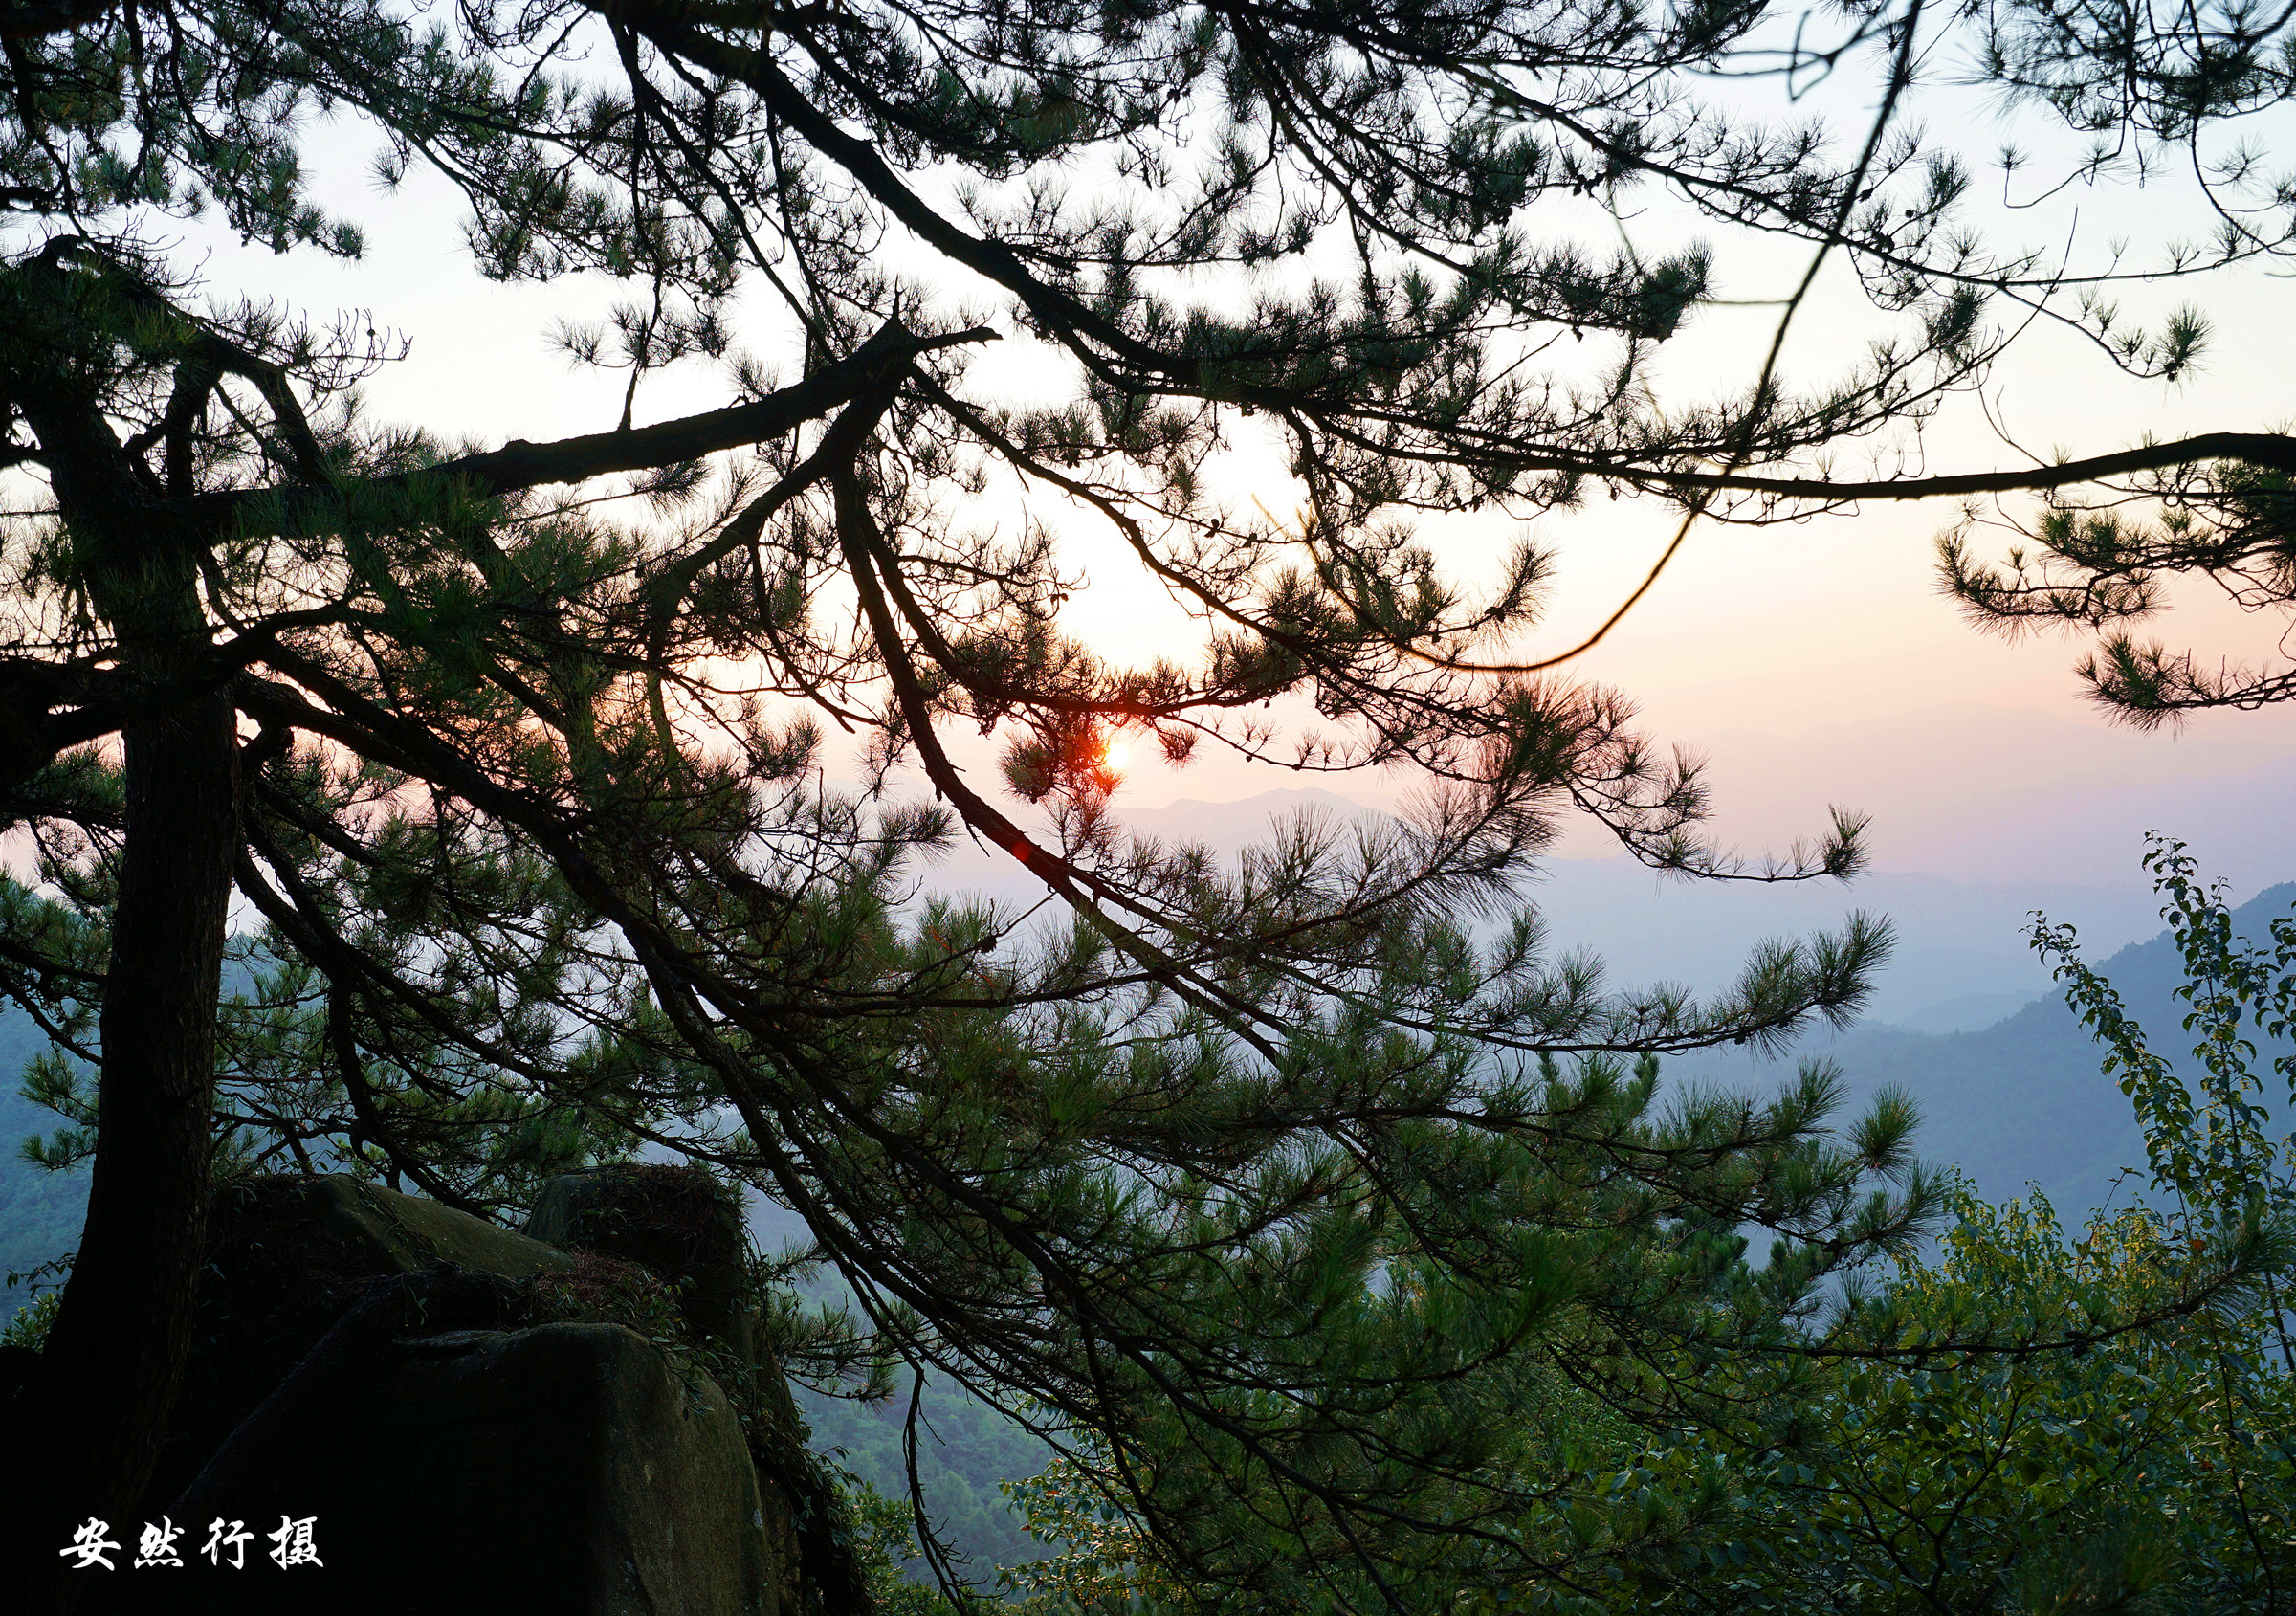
(5, 691), (236, 1610)
(53, 692), (237, 1454)
(0, 297), (240, 1606)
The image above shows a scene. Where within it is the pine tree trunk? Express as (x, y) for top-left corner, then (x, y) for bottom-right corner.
(6, 692), (235, 1610)
(0, 340), (238, 1605)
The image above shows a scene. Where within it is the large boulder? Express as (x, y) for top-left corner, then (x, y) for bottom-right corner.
(268, 1173), (577, 1278)
(142, 1310), (773, 1615)
(525, 1163), (751, 1357)
(524, 1165), (873, 1616)
(121, 1170), (862, 1616)
(146, 1174), (577, 1509)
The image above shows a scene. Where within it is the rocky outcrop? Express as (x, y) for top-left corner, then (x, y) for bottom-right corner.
(148, 1303), (770, 1613)
(144, 1174), (577, 1509)
(525, 1164), (874, 1616)
(526, 1162), (753, 1358)
(113, 1169), (870, 1616)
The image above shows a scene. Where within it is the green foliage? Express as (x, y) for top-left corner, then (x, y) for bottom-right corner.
(1002, 1450), (1197, 1612)
(0, 1287), (60, 1352)
(804, 1380), (1053, 1583)
(1622, 851), (2296, 1610)
(2035, 834), (2296, 1246)
(989, 845), (2296, 1614)
(842, 1478), (960, 1616)
(1639, 1187), (2296, 1614)
(8, 0), (2296, 1602)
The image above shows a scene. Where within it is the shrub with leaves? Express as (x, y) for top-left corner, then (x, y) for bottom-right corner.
(984, 843), (2296, 1614)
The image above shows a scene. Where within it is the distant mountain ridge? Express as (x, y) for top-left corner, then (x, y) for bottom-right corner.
(921, 787), (2186, 1025)
(1670, 881), (2296, 1216)
(3, 880), (2289, 1313)
(1881, 989), (2043, 1034)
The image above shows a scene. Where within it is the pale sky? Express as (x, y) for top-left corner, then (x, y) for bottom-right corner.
(108, 55), (2296, 920)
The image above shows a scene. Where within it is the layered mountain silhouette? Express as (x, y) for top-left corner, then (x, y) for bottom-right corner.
(1669, 880), (2296, 1217)
(1, 864), (2285, 1584)
(2, 871), (2289, 1315)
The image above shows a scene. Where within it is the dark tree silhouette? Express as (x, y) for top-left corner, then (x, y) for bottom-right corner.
(1, 0), (2288, 1606)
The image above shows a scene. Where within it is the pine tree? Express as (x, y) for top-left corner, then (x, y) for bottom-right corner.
(1926, 0), (2296, 719)
(1, 0), (2289, 1607)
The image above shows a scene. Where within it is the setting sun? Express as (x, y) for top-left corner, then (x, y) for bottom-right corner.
(1104, 741), (1130, 772)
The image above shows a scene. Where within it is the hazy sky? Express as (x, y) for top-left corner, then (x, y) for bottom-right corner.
(127, 50), (2296, 918)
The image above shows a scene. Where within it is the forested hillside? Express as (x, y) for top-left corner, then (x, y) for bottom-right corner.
(801, 1383), (1052, 1577)
(0, 1014), (79, 1314)
(1675, 881), (2296, 1216)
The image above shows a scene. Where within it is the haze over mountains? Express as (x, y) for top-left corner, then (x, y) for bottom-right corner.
(908, 773), (2296, 1217)
(923, 781), (2191, 1025)
(6, 764), (2289, 1315)
(1674, 881), (2296, 1216)
(1667, 701), (2296, 893)
(2, 764), (2286, 1576)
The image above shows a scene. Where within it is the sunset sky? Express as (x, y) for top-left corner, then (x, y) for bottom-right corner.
(152, 81), (2296, 932)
